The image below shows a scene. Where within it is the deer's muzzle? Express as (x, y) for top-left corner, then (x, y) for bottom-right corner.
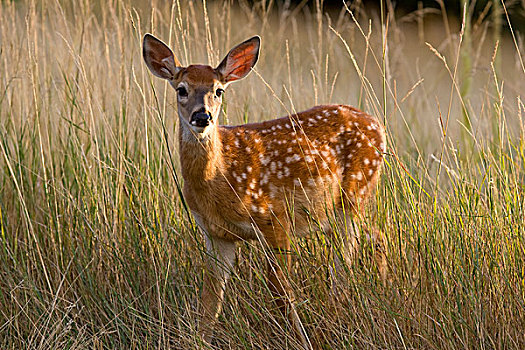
(190, 112), (212, 128)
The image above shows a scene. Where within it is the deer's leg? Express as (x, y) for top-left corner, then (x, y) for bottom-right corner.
(329, 218), (358, 294)
(266, 239), (312, 349)
(363, 225), (388, 285)
(198, 234), (236, 343)
(330, 215), (387, 287)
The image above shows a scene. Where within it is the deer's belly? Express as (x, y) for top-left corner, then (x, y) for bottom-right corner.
(187, 180), (344, 241)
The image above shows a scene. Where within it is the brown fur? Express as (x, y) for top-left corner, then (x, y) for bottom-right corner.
(143, 34), (386, 349)
(182, 104), (385, 242)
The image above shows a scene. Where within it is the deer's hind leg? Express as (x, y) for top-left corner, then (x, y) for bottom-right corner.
(265, 231), (312, 349)
(362, 225), (387, 285)
(329, 208), (387, 289)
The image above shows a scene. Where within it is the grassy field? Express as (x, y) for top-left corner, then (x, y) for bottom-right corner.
(1, 0), (524, 348)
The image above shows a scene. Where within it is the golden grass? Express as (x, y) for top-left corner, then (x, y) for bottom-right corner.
(0, 0), (524, 348)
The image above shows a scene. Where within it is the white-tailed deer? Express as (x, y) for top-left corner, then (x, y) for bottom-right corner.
(143, 34), (386, 348)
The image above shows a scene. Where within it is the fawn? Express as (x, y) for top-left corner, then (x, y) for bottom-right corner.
(143, 34), (386, 348)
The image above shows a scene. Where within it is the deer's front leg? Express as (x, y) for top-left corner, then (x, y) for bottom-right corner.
(198, 233), (236, 343)
(267, 239), (312, 349)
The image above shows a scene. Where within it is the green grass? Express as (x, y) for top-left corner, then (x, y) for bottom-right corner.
(0, 0), (524, 349)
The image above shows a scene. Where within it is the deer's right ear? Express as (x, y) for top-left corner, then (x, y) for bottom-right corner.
(143, 34), (182, 80)
(216, 36), (260, 84)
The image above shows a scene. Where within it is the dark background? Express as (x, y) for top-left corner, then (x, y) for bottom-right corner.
(298, 1), (525, 30)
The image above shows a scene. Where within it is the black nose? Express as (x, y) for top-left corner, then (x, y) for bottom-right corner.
(190, 112), (212, 128)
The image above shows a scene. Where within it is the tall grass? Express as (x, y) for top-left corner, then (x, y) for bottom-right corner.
(0, 0), (524, 349)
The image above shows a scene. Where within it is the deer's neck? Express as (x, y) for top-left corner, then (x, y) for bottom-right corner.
(179, 123), (224, 188)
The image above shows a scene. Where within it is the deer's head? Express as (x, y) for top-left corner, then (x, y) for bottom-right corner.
(143, 34), (260, 138)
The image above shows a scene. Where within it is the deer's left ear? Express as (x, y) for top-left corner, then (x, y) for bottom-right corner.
(143, 34), (182, 80)
(216, 36), (260, 84)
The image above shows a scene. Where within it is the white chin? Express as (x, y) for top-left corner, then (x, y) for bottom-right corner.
(190, 125), (207, 134)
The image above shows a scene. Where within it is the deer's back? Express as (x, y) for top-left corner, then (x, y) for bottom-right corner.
(187, 104), (385, 240)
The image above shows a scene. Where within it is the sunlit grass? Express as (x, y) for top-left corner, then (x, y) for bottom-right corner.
(0, 0), (524, 349)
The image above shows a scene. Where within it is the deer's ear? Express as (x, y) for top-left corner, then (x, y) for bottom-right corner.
(216, 36), (260, 84)
(143, 34), (182, 80)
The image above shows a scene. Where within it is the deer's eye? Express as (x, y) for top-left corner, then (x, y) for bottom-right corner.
(215, 88), (224, 98)
(176, 86), (188, 98)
